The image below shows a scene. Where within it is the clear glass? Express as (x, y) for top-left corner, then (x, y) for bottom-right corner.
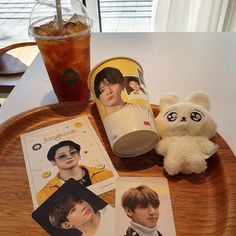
(28, 0), (93, 102)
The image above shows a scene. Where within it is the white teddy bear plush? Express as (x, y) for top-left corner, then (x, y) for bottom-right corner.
(155, 91), (219, 176)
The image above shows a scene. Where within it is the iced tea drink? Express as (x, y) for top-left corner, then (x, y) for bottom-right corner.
(32, 15), (91, 102)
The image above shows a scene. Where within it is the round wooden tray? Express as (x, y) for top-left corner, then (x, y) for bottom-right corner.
(0, 102), (236, 235)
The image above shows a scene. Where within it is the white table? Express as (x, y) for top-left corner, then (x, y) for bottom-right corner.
(0, 32), (236, 155)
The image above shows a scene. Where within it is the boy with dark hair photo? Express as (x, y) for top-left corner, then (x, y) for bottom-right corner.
(115, 177), (176, 236)
(37, 140), (113, 205)
(94, 66), (126, 116)
(125, 76), (148, 100)
(121, 185), (163, 236)
(49, 194), (112, 235)
(33, 179), (115, 236)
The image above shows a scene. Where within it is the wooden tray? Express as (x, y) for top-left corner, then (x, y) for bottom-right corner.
(0, 102), (236, 235)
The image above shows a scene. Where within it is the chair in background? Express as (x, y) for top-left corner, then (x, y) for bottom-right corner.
(0, 42), (38, 106)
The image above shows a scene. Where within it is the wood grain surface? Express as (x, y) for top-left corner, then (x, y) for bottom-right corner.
(0, 101), (236, 235)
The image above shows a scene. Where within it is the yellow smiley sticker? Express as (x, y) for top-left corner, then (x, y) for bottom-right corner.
(74, 122), (83, 128)
(42, 171), (51, 178)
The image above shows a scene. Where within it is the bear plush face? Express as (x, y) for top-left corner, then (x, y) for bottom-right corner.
(156, 91), (217, 139)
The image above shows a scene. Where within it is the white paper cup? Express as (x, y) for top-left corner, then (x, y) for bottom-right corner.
(88, 57), (159, 157)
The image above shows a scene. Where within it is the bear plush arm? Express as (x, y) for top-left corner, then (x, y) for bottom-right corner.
(199, 138), (219, 157)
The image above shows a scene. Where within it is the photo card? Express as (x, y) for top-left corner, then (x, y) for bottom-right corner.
(20, 115), (118, 209)
(32, 178), (115, 236)
(115, 177), (176, 236)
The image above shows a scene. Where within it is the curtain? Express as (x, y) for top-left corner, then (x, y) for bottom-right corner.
(152, 0), (236, 32)
(223, 0), (236, 30)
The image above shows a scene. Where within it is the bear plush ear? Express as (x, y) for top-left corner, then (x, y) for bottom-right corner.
(159, 93), (180, 111)
(186, 91), (210, 110)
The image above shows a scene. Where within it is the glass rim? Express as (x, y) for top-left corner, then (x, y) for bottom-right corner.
(28, 15), (92, 41)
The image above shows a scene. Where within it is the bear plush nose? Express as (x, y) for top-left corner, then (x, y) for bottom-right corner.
(181, 116), (187, 122)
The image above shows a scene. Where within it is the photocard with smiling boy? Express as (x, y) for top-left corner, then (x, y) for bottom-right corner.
(32, 178), (115, 236)
(20, 116), (118, 209)
(115, 177), (176, 236)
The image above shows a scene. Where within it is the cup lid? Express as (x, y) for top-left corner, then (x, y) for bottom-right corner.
(28, 0), (92, 40)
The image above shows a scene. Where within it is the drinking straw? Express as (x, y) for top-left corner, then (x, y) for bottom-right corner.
(55, 0), (63, 33)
